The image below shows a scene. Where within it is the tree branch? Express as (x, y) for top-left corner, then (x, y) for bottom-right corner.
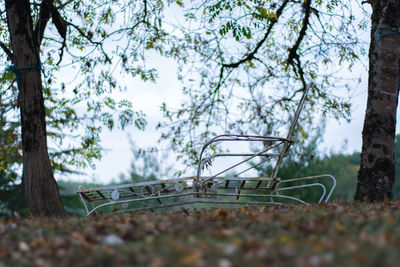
(49, 3), (68, 65)
(143, 0), (148, 21)
(210, 0), (291, 95)
(295, 56), (307, 91)
(56, 0), (74, 10)
(34, 0), (53, 47)
(287, 0), (312, 66)
(35, 0), (73, 65)
(198, 1), (291, 134)
(0, 41), (13, 61)
(49, 3), (67, 41)
(222, 0), (290, 69)
(66, 22), (111, 64)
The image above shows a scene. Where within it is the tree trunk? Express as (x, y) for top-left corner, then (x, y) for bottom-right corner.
(354, 0), (400, 201)
(6, 0), (64, 216)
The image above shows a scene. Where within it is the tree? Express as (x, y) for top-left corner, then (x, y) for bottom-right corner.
(5, 0), (65, 216)
(159, 1), (365, 169)
(1, 0), (167, 216)
(354, 0), (400, 201)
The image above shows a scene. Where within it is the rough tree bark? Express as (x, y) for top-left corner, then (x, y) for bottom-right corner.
(355, 0), (400, 201)
(5, 0), (64, 216)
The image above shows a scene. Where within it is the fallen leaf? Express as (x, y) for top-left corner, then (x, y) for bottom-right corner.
(103, 234), (124, 246)
(71, 231), (87, 244)
(30, 237), (45, 249)
(334, 221), (346, 232)
(0, 244), (8, 258)
(18, 241), (30, 252)
(218, 258), (233, 267)
(150, 256), (167, 267)
(180, 251), (203, 266)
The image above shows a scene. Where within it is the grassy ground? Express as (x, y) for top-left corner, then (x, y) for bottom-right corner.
(1, 202), (400, 267)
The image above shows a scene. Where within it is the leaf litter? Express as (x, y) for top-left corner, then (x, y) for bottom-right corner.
(1, 202), (400, 266)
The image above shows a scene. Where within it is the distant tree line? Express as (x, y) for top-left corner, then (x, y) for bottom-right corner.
(3, 134), (399, 216)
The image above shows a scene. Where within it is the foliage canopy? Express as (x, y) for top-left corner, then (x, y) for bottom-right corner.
(158, 0), (368, 167)
(0, 2), (173, 169)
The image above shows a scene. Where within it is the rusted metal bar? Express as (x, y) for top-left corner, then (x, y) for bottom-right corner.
(96, 191), (106, 200)
(146, 185), (161, 204)
(236, 180), (246, 200)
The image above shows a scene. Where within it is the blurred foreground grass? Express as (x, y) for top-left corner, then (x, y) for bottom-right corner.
(1, 202), (400, 267)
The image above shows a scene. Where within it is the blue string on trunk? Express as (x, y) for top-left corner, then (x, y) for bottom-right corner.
(357, 180), (395, 199)
(376, 26), (400, 42)
(5, 65), (43, 85)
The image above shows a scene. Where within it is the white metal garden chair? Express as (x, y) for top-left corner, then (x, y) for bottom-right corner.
(77, 86), (336, 215)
